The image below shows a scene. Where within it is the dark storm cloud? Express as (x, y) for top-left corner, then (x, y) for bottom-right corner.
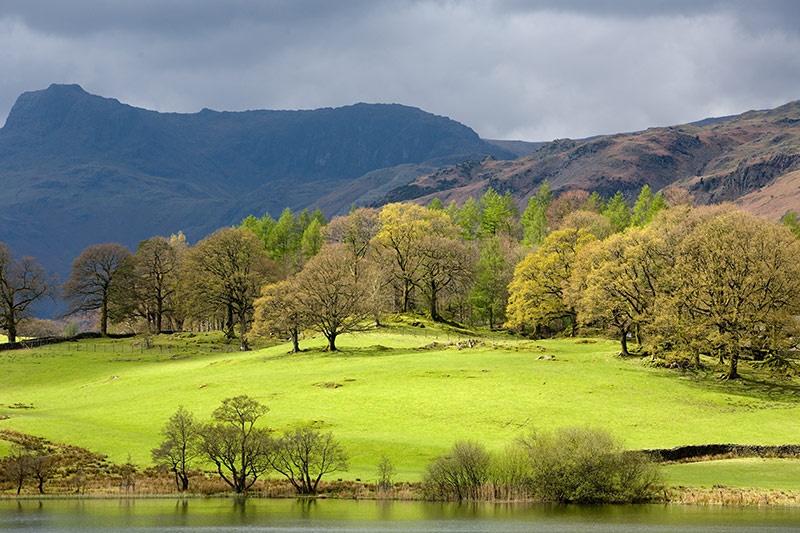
(0, 1), (799, 140)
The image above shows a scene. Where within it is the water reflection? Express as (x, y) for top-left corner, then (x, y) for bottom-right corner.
(1, 498), (799, 532)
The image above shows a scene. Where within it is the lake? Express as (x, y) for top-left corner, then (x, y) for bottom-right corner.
(1, 498), (799, 532)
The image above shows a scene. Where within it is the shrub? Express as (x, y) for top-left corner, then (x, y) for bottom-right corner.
(423, 440), (491, 500)
(519, 427), (663, 503)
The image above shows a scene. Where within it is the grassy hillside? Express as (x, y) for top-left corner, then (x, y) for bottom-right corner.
(2, 319), (799, 484)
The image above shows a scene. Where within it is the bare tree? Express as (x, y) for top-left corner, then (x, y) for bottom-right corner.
(152, 406), (201, 491)
(183, 228), (277, 350)
(62, 242), (132, 336)
(0, 243), (52, 343)
(294, 244), (373, 351)
(253, 279), (305, 353)
(133, 236), (183, 333)
(270, 427), (349, 495)
(199, 396), (273, 493)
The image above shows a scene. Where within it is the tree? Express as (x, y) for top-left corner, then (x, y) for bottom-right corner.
(184, 228), (276, 350)
(546, 189), (591, 229)
(519, 427), (662, 503)
(521, 180), (554, 246)
(505, 228), (596, 336)
(781, 210), (800, 238)
(469, 236), (520, 328)
(568, 227), (666, 356)
(62, 243), (133, 336)
(324, 207), (381, 266)
(375, 203), (455, 313)
(152, 406), (201, 492)
(602, 191), (632, 233)
(423, 441), (492, 501)
(270, 426), (349, 495)
(417, 234), (475, 322)
(253, 278), (305, 353)
(668, 211), (800, 379)
(132, 236), (182, 333)
(478, 188), (520, 239)
(1, 445), (33, 495)
(200, 396), (273, 493)
(293, 244), (373, 351)
(0, 243), (52, 343)
(632, 185), (667, 226)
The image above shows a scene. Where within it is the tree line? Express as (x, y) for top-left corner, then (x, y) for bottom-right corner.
(2, 184), (799, 380)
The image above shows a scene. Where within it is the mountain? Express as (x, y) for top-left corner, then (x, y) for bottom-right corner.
(379, 102), (800, 221)
(0, 84), (514, 281)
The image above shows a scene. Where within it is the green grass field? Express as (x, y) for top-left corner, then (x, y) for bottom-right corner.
(2, 319), (799, 485)
(666, 459), (800, 491)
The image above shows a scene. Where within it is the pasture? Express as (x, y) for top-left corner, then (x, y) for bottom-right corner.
(1, 318), (799, 486)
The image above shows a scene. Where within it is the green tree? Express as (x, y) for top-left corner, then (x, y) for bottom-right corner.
(423, 441), (492, 501)
(602, 191), (632, 233)
(632, 185), (667, 226)
(375, 203), (456, 313)
(479, 188), (520, 239)
(469, 236), (519, 328)
(519, 427), (662, 503)
(781, 210), (800, 238)
(0, 243), (52, 343)
(62, 243), (133, 336)
(200, 396), (273, 493)
(521, 180), (554, 246)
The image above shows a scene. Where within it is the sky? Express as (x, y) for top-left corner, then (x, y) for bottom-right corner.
(1, 0), (799, 141)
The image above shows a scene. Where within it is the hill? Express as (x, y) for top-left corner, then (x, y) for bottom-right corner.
(379, 102), (800, 220)
(0, 84), (513, 280)
(1, 323), (799, 484)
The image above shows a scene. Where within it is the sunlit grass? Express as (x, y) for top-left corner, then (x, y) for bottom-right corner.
(666, 458), (800, 491)
(1, 320), (800, 484)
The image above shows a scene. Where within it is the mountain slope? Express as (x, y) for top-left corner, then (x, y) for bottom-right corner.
(380, 102), (800, 220)
(0, 84), (513, 280)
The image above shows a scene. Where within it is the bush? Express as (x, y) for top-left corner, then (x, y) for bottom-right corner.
(423, 441), (491, 500)
(519, 427), (663, 503)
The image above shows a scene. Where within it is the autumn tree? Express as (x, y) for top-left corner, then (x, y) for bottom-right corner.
(183, 228), (276, 350)
(505, 228), (596, 336)
(270, 427), (349, 495)
(0, 243), (52, 343)
(200, 396), (273, 493)
(568, 226), (667, 356)
(667, 210), (800, 379)
(62, 243), (133, 336)
(152, 406), (201, 492)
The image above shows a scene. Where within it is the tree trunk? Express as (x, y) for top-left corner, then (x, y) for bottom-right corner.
(429, 281), (441, 322)
(327, 333), (337, 351)
(100, 294), (109, 336)
(620, 329), (630, 357)
(725, 351), (740, 380)
(7, 319), (17, 344)
(290, 327), (300, 353)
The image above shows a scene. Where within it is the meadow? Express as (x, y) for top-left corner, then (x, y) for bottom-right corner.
(1, 317), (799, 489)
